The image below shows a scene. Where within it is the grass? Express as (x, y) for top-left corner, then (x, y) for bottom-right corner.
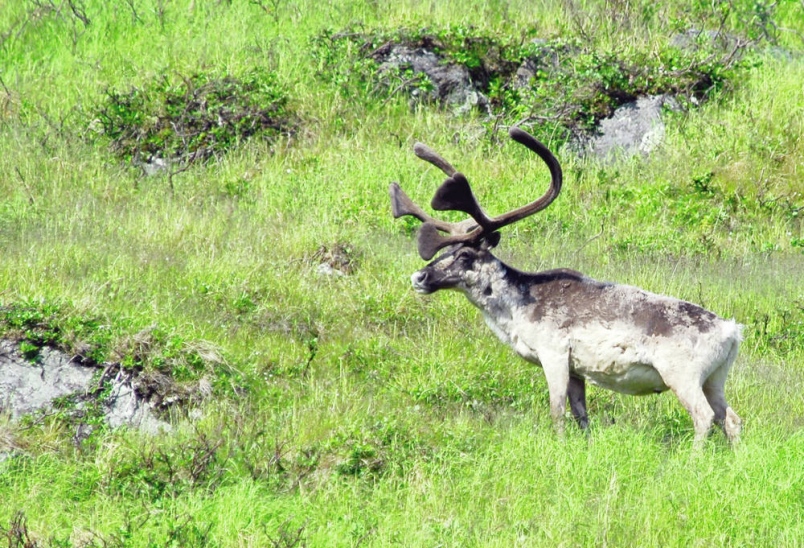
(1, 0), (804, 545)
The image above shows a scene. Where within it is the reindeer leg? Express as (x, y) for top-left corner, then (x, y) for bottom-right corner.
(703, 346), (742, 445)
(662, 373), (716, 448)
(540, 351), (571, 435)
(568, 375), (589, 430)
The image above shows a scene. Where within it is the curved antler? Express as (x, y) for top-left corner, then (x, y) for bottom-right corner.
(391, 127), (562, 260)
(390, 182), (475, 234)
(494, 127), (563, 225)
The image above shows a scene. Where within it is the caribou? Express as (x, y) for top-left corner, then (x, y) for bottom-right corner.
(390, 127), (742, 446)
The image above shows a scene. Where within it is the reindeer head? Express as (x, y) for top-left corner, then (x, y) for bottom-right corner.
(390, 127), (563, 294)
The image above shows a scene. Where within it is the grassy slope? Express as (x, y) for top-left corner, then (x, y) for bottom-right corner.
(1, 0), (804, 546)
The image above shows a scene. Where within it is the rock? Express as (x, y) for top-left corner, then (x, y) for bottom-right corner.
(514, 39), (564, 88)
(374, 45), (489, 113)
(515, 58), (539, 88)
(104, 371), (171, 434)
(316, 263), (346, 277)
(0, 340), (95, 419)
(141, 156), (169, 176)
(670, 28), (742, 52)
(579, 95), (679, 160)
(0, 339), (175, 434)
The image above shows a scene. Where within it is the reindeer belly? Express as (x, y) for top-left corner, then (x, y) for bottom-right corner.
(568, 331), (669, 396)
(575, 362), (668, 395)
(483, 313), (671, 395)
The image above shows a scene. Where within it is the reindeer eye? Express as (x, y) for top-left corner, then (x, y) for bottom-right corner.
(456, 250), (475, 267)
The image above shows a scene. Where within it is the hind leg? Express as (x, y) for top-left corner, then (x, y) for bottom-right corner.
(673, 385), (716, 448)
(703, 364), (741, 444)
(659, 369), (716, 448)
(567, 375), (589, 430)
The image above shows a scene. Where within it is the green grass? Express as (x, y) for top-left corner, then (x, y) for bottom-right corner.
(1, 0), (804, 545)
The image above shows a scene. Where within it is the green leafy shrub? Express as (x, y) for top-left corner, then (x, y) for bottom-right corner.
(0, 300), (109, 363)
(311, 24), (751, 141)
(96, 68), (295, 164)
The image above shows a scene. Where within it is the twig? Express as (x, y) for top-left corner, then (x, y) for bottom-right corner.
(14, 167), (35, 205)
(67, 0), (91, 27)
(119, 0), (143, 24)
(574, 221), (605, 256)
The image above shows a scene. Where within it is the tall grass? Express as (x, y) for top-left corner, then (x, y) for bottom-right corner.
(1, 0), (803, 545)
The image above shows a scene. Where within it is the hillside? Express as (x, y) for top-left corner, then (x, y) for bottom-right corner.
(1, 1), (803, 545)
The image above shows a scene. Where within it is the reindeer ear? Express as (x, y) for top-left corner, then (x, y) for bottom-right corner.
(482, 231), (501, 250)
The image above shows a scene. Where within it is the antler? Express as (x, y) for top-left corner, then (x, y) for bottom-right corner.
(391, 127), (563, 260)
(389, 142), (477, 259)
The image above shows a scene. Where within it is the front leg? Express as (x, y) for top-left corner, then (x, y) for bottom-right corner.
(568, 375), (589, 429)
(540, 350), (571, 434)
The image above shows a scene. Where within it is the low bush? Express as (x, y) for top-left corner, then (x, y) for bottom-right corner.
(96, 68), (295, 165)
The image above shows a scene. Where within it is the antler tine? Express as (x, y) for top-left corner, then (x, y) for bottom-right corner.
(392, 129), (561, 261)
(416, 222), (476, 260)
(389, 140), (479, 243)
(413, 143), (457, 177)
(389, 182), (475, 236)
(415, 142), (495, 229)
(428, 128), (561, 235)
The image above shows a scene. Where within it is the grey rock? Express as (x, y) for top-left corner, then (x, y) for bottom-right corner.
(104, 372), (171, 434)
(514, 39), (564, 88)
(0, 340), (95, 419)
(0, 339), (172, 434)
(670, 28), (742, 52)
(316, 263), (346, 277)
(580, 95), (679, 160)
(142, 156), (169, 176)
(375, 46), (488, 113)
(515, 58), (539, 88)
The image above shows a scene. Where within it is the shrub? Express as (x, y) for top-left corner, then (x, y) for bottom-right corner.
(97, 68), (295, 165)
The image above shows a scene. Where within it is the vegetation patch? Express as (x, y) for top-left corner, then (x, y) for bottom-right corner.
(0, 301), (229, 381)
(96, 68), (295, 166)
(312, 25), (751, 139)
(309, 241), (361, 276)
(0, 300), (110, 364)
(103, 426), (227, 501)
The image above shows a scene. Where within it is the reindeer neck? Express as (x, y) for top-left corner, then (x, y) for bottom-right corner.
(460, 256), (528, 320)
(460, 256), (587, 325)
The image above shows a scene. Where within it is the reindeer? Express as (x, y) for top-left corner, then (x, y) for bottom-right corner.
(390, 127), (742, 446)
